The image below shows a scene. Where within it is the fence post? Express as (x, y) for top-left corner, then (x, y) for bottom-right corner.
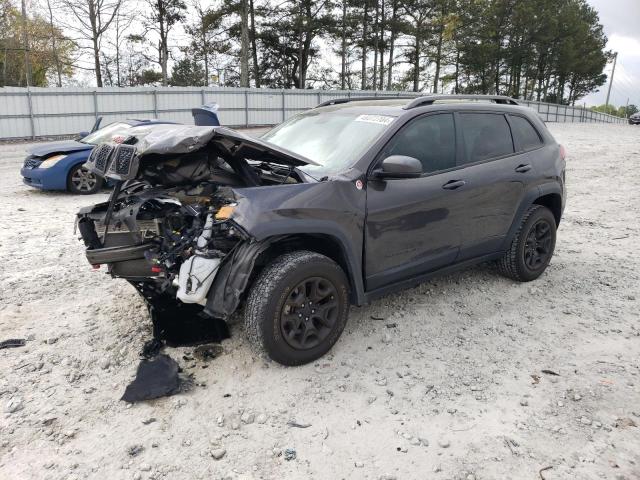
(200, 89), (206, 106)
(281, 90), (286, 122)
(93, 90), (99, 121)
(26, 88), (35, 140)
(317, 91), (321, 105)
(153, 90), (158, 118)
(244, 89), (249, 127)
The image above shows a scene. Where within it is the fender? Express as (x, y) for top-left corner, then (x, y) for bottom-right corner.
(204, 228), (366, 320)
(205, 181), (368, 318)
(250, 220), (366, 305)
(500, 182), (563, 251)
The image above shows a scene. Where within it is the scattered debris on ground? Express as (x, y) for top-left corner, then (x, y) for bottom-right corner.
(0, 338), (26, 349)
(121, 354), (182, 403)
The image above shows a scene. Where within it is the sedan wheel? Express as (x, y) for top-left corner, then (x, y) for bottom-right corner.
(68, 164), (103, 194)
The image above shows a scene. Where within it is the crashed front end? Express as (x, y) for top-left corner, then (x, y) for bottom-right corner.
(75, 125), (313, 338)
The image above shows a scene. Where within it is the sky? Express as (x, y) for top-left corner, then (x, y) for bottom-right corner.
(584, 0), (640, 107)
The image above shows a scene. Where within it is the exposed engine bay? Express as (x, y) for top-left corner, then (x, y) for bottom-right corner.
(76, 125), (316, 334)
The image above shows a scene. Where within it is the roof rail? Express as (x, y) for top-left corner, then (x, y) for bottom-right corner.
(315, 95), (418, 108)
(404, 94), (519, 109)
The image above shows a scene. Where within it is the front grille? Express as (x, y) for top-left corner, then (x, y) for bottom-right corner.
(23, 157), (41, 169)
(86, 144), (114, 175)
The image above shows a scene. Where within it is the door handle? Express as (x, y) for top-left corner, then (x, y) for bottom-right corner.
(515, 164), (532, 173)
(442, 180), (466, 190)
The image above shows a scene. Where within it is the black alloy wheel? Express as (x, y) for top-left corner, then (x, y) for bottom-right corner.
(280, 277), (340, 351)
(245, 250), (350, 366)
(523, 218), (553, 271)
(498, 204), (557, 282)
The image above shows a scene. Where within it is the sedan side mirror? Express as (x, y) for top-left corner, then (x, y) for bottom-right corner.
(374, 155), (423, 179)
(78, 131), (89, 139)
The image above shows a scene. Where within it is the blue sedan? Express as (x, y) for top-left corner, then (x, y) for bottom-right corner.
(20, 119), (176, 194)
(20, 104), (221, 194)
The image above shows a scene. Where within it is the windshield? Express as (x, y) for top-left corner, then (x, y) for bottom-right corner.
(261, 110), (396, 175)
(81, 122), (132, 145)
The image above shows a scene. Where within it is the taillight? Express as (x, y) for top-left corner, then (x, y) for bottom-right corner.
(559, 144), (567, 160)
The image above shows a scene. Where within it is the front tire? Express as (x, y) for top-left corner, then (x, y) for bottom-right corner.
(67, 163), (103, 194)
(244, 251), (350, 366)
(498, 205), (557, 282)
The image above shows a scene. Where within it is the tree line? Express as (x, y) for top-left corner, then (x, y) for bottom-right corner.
(1, 0), (612, 106)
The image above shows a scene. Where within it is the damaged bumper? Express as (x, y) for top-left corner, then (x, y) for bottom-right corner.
(77, 195), (256, 320)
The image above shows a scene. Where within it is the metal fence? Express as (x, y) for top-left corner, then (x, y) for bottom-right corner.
(0, 86), (627, 140)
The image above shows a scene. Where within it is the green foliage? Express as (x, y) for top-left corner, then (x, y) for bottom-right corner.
(591, 104), (638, 118)
(170, 58), (206, 86)
(2, 0), (613, 104)
(0, 0), (76, 86)
(135, 69), (163, 86)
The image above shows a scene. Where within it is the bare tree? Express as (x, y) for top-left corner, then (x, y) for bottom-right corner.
(108, 10), (133, 86)
(143, 0), (186, 86)
(44, 0), (63, 86)
(59, 0), (121, 87)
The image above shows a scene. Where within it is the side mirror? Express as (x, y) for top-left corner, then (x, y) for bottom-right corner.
(374, 155), (422, 179)
(78, 131), (89, 139)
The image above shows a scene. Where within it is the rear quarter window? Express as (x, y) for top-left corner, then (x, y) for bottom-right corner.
(508, 115), (543, 152)
(458, 113), (514, 165)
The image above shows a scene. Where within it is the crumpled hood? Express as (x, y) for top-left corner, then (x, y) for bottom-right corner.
(134, 125), (319, 167)
(28, 140), (92, 158)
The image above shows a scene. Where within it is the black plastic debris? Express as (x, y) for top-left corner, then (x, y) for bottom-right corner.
(121, 354), (181, 403)
(0, 339), (26, 349)
(146, 298), (230, 351)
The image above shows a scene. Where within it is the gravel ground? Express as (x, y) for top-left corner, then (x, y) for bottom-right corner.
(1, 123), (639, 480)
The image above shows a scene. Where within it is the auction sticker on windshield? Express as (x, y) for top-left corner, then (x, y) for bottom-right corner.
(355, 114), (395, 126)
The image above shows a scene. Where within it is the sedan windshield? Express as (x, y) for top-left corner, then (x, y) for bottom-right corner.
(81, 122), (131, 145)
(261, 110), (396, 175)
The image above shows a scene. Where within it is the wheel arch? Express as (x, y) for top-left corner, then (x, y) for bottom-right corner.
(502, 183), (563, 251)
(533, 192), (562, 226)
(252, 233), (362, 304)
(204, 231), (365, 320)
(66, 158), (103, 193)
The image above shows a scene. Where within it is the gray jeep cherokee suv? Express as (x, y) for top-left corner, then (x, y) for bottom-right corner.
(77, 95), (566, 365)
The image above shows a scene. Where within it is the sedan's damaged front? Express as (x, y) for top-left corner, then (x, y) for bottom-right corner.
(75, 125), (319, 344)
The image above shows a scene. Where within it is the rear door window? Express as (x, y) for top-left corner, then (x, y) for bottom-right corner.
(380, 113), (456, 174)
(508, 115), (543, 151)
(459, 113), (514, 165)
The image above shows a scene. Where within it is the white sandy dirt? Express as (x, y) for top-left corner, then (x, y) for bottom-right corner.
(0, 123), (639, 480)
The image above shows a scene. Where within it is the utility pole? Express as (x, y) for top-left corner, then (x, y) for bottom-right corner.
(21, 0), (31, 87)
(605, 51), (617, 110)
(625, 98), (629, 118)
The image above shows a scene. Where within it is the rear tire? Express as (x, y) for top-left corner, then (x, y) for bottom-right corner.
(498, 205), (556, 282)
(244, 251), (350, 366)
(67, 163), (103, 194)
